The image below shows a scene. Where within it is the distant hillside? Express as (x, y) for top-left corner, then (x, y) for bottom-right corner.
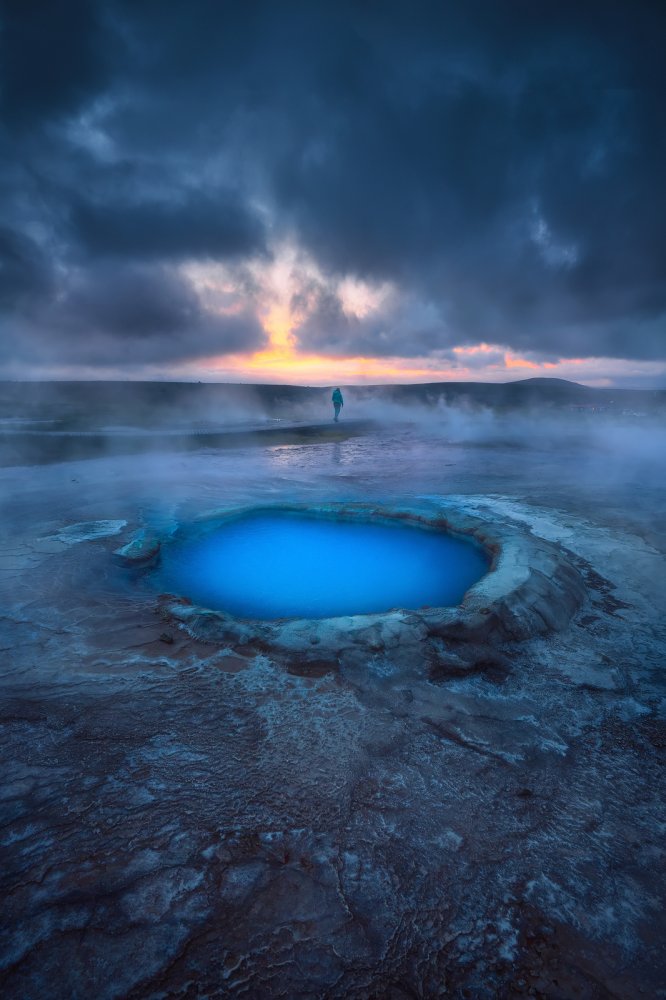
(354, 377), (666, 412)
(0, 377), (664, 429)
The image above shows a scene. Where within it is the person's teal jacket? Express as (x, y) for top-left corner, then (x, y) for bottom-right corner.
(332, 389), (343, 405)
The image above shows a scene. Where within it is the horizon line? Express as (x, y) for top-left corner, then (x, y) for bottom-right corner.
(1, 375), (665, 391)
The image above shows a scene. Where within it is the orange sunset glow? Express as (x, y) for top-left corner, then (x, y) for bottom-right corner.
(189, 306), (657, 387)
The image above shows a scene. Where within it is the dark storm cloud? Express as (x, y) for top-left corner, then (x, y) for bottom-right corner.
(0, 0), (111, 127)
(0, 261), (266, 367)
(70, 190), (266, 261)
(291, 277), (446, 359)
(0, 0), (664, 371)
(56, 263), (266, 363)
(0, 227), (53, 309)
(67, 264), (209, 339)
(270, 5), (666, 361)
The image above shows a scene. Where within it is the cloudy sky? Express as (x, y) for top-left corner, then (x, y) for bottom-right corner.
(1, 0), (664, 385)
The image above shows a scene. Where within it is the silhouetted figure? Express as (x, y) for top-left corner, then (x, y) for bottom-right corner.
(332, 387), (343, 422)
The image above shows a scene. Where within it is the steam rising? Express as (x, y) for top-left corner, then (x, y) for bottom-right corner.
(1, 381), (663, 525)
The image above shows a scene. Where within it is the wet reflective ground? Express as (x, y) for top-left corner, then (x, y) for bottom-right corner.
(1, 423), (665, 998)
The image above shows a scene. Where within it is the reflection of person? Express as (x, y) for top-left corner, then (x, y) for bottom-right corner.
(332, 387), (344, 422)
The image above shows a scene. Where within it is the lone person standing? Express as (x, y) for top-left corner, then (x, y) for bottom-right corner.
(332, 387), (344, 422)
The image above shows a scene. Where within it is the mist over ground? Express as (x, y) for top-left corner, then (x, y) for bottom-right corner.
(2, 376), (664, 467)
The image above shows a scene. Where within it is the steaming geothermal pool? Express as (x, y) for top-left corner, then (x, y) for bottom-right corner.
(155, 511), (490, 619)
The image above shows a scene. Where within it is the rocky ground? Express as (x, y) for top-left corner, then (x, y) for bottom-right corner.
(0, 424), (664, 998)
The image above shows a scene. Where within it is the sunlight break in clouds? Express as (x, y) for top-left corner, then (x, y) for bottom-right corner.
(181, 247), (427, 383)
(179, 250), (666, 386)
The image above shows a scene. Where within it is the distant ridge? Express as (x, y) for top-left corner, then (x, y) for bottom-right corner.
(0, 376), (663, 424)
(507, 377), (586, 387)
(349, 377), (664, 411)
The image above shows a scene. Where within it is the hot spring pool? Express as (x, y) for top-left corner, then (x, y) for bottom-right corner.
(155, 511), (490, 620)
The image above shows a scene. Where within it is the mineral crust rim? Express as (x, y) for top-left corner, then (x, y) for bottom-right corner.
(152, 502), (588, 652)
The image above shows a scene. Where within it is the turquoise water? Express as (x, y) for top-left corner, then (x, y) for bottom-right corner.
(156, 512), (489, 620)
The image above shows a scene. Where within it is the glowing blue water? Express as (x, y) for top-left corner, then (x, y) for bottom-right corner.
(157, 512), (489, 620)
